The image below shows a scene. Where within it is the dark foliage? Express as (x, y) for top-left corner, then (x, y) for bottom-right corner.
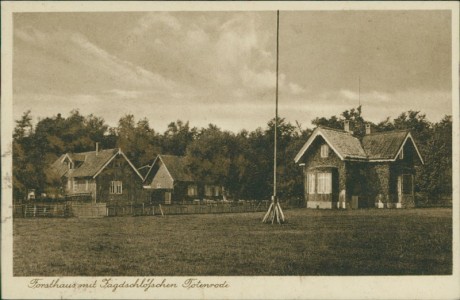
(13, 106), (452, 204)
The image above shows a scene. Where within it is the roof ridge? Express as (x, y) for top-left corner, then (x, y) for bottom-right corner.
(69, 148), (117, 155)
(160, 154), (185, 158)
(317, 126), (350, 134)
(364, 129), (409, 136)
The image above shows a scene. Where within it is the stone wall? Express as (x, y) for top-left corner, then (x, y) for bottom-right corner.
(300, 136), (344, 207)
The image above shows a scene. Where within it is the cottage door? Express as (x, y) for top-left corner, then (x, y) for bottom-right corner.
(164, 191), (172, 205)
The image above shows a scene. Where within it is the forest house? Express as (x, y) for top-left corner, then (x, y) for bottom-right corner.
(142, 154), (224, 205)
(49, 145), (145, 204)
(294, 122), (424, 209)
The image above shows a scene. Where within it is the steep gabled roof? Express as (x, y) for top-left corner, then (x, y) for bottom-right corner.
(361, 130), (409, 160)
(69, 149), (118, 177)
(294, 127), (367, 163)
(143, 154), (194, 183)
(50, 148), (144, 180)
(362, 130), (424, 163)
(294, 126), (424, 164)
(50, 154), (71, 178)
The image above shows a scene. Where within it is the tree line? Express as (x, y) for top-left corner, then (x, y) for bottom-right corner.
(13, 106), (452, 204)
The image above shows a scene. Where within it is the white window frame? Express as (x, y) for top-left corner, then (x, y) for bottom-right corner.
(110, 181), (123, 194)
(317, 172), (332, 194)
(214, 186), (221, 196)
(187, 184), (198, 196)
(321, 144), (329, 158)
(307, 173), (316, 194)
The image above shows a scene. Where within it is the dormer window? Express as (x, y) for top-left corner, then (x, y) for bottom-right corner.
(321, 144), (329, 158)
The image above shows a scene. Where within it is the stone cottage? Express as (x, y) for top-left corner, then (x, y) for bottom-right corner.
(294, 122), (424, 209)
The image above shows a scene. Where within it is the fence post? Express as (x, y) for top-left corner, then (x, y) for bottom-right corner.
(142, 203), (144, 215)
(34, 205), (36, 217)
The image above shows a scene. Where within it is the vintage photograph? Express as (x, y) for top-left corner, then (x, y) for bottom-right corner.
(2, 2), (459, 299)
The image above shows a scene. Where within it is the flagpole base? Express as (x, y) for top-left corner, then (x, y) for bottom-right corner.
(262, 196), (285, 224)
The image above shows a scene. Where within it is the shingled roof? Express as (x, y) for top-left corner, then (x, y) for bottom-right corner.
(362, 130), (410, 160)
(144, 154), (194, 183)
(50, 148), (143, 179)
(294, 126), (423, 163)
(294, 127), (367, 162)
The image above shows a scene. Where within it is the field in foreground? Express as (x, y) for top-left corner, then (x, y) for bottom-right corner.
(13, 208), (452, 276)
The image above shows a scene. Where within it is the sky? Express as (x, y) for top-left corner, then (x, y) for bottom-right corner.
(13, 10), (452, 133)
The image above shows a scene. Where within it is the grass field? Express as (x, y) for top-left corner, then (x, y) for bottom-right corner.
(13, 208), (452, 276)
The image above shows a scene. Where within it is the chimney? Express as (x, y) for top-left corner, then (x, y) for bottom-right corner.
(96, 142), (99, 156)
(344, 120), (350, 133)
(365, 123), (371, 135)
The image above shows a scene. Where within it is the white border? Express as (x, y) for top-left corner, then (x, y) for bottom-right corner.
(2, 2), (459, 299)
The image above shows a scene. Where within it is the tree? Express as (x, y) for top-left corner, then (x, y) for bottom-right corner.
(186, 124), (244, 198)
(161, 120), (197, 156)
(312, 105), (368, 138)
(417, 115), (452, 203)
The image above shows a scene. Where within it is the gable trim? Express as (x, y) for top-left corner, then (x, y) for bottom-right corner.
(91, 149), (144, 180)
(61, 154), (73, 163)
(157, 155), (175, 184)
(394, 133), (424, 165)
(294, 129), (345, 163)
(142, 155), (175, 185)
(119, 150), (145, 180)
(143, 155), (160, 184)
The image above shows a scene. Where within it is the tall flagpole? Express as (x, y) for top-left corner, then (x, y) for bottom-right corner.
(274, 9), (279, 199)
(263, 10), (285, 224)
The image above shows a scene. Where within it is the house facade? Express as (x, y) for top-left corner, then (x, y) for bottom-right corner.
(294, 122), (424, 209)
(142, 154), (224, 205)
(50, 146), (145, 204)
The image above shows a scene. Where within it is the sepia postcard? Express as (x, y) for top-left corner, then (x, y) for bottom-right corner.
(2, 1), (459, 299)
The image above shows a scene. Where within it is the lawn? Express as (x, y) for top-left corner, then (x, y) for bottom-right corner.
(13, 208), (452, 276)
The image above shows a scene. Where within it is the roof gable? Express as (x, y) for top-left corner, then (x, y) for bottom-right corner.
(294, 127), (367, 163)
(50, 148), (144, 180)
(362, 131), (424, 163)
(143, 154), (194, 183)
(295, 127), (424, 164)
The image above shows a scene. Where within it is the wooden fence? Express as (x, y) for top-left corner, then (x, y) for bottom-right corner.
(106, 200), (274, 217)
(13, 202), (106, 218)
(14, 203), (69, 218)
(14, 200), (282, 218)
(71, 203), (107, 218)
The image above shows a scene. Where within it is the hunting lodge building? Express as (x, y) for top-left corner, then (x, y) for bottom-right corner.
(294, 121), (424, 209)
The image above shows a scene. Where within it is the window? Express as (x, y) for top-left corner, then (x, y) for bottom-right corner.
(307, 173), (316, 194)
(214, 186), (221, 196)
(398, 148), (404, 160)
(85, 180), (89, 191)
(187, 184), (198, 196)
(317, 172), (332, 194)
(110, 181), (123, 194)
(321, 144), (329, 158)
(72, 178), (77, 193)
